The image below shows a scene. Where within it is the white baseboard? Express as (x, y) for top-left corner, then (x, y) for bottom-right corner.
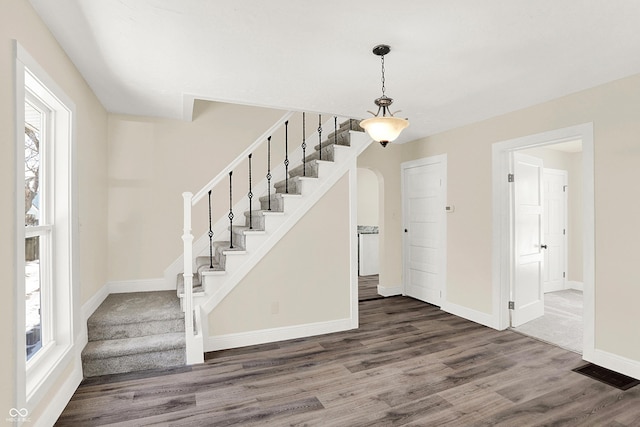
(377, 284), (402, 297)
(441, 300), (498, 329)
(205, 318), (355, 352)
(567, 281), (584, 291)
(585, 348), (640, 381)
(81, 282), (109, 323)
(33, 352), (83, 427)
(107, 278), (172, 294)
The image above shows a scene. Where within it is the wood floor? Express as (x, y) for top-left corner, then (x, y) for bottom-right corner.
(56, 297), (640, 426)
(358, 274), (380, 301)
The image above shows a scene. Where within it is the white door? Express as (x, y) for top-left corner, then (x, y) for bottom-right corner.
(402, 156), (446, 306)
(511, 153), (545, 327)
(543, 169), (568, 293)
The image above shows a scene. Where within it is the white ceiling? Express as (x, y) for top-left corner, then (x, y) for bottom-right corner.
(29, 0), (640, 144)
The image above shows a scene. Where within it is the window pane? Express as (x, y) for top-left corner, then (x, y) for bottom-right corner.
(25, 236), (42, 360)
(25, 101), (42, 227)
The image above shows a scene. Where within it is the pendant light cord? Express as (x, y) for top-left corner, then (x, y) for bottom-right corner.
(380, 54), (386, 97)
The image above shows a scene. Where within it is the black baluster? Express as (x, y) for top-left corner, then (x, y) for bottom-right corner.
(228, 171), (234, 249)
(208, 189), (213, 269)
(318, 114), (322, 160)
(248, 153), (253, 230)
(284, 120), (289, 194)
(266, 136), (272, 211)
(334, 116), (338, 147)
(302, 112), (307, 177)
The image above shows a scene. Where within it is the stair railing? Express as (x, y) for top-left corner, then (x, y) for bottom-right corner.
(181, 111), (357, 364)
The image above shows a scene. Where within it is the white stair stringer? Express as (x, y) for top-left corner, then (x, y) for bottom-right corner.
(199, 132), (372, 322)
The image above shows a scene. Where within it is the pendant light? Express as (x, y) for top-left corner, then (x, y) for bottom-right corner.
(360, 44), (409, 147)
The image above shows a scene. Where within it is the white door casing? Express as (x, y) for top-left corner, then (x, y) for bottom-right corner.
(401, 155), (447, 306)
(493, 123), (595, 366)
(511, 152), (545, 327)
(543, 168), (568, 293)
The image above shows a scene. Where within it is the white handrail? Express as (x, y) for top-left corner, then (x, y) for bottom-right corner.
(192, 111), (295, 204)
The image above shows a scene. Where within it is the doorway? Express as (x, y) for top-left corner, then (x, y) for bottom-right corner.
(401, 155), (447, 306)
(357, 167), (381, 301)
(492, 123), (595, 360)
(511, 143), (583, 353)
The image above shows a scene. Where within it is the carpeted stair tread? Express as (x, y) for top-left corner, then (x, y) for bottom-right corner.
(243, 209), (285, 218)
(88, 291), (183, 327)
(231, 225), (266, 234)
(258, 193), (302, 203)
(82, 332), (185, 360)
(214, 241), (247, 253)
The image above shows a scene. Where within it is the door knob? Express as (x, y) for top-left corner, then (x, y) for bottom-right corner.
(541, 244), (548, 249)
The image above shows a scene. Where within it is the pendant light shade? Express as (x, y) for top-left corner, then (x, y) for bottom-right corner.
(360, 116), (409, 147)
(360, 44), (409, 147)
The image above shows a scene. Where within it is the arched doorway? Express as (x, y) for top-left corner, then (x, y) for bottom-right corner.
(357, 167), (383, 301)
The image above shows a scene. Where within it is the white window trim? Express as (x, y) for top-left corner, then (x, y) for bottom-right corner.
(14, 41), (79, 412)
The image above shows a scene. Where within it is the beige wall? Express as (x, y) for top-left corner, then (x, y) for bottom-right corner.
(1, 0), (108, 421)
(107, 102), (289, 281)
(520, 146), (583, 282)
(209, 174), (351, 335)
(399, 73), (640, 361)
(357, 168), (379, 226)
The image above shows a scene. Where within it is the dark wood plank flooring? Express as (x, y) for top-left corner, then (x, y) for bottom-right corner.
(56, 297), (640, 426)
(359, 274), (380, 301)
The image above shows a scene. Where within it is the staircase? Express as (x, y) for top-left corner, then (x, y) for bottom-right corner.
(80, 115), (370, 377)
(81, 291), (186, 377)
(177, 118), (366, 306)
(176, 116), (370, 363)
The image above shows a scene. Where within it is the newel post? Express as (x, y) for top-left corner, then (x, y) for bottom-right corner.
(182, 192), (194, 336)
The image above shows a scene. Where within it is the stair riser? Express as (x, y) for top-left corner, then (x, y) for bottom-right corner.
(201, 274), (222, 296)
(323, 122), (361, 141)
(289, 162), (319, 179)
(215, 251), (227, 269)
(259, 197), (285, 211)
(243, 212), (286, 230)
(244, 212), (269, 229)
(214, 245), (245, 267)
(334, 119), (364, 134)
(230, 230), (246, 249)
(305, 145), (335, 163)
(314, 132), (352, 151)
(82, 348), (186, 377)
(88, 319), (185, 341)
(196, 256), (223, 272)
(246, 215), (266, 230)
(274, 179), (302, 194)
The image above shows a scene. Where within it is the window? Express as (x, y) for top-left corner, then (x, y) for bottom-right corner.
(15, 42), (77, 409)
(24, 93), (52, 362)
